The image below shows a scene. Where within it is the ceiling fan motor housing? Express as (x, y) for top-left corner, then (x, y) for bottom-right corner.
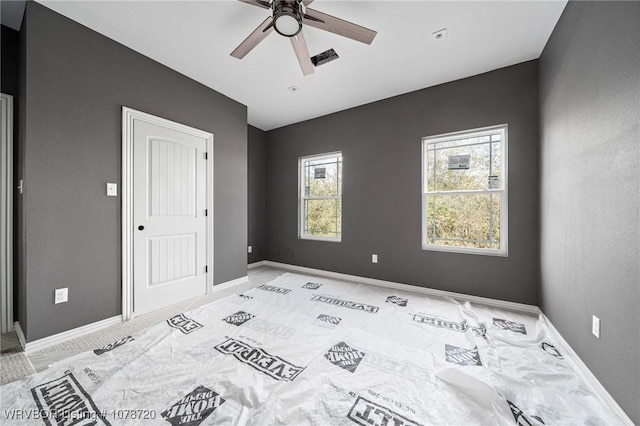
(272, 0), (304, 37)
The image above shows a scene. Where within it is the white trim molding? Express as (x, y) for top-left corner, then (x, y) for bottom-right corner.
(421, 124), (508, 257)
(212, 275), (249, 291)
(19, 316), (123, 353)
(248, 260), (268, 269)
(261, 260), (539, 314)
(1, 93), (13, 333)
(14, 321), (26, 351)
(14, 275), (250, 353)
(122, 107), (214, 321)
(298, 151), (343, 243)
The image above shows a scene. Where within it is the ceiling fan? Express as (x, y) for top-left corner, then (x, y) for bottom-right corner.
(231, 0), (377, 76)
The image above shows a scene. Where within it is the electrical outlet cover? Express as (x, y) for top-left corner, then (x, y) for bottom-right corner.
(55, 288), (68, 304)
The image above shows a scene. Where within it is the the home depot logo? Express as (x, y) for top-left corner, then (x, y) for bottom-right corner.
(93, 336), (134, 355)
(167, 313), (204, 334)
(31, 372), (111, 425)
(324, 342), (366, 373)
(445, 344), (482, 366)
(222, 311), (255, 327)
(347, 396), (423, 426)
(302, 282), (323, 290)
(214, 338), (305, 381)
(493, 318), (527, 335)
(311, 295), (379, 313)
(317, 314), (341, 325)
(161, 385), (225, 426)
(386, 296), (408, 307)
(257, 284), (291, 295)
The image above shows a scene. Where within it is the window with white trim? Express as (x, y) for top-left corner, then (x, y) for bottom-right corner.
(422, 125), (507, 256)
(299, 152), (342, 241)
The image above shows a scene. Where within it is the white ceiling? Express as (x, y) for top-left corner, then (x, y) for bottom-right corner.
(18, 1), (567, 130)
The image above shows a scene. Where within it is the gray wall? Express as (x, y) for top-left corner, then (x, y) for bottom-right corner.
(248, 125), (266, 264)
(266, 61), (540, 304)
(539, 1), (640, 423)
(19, 2), (247, 341)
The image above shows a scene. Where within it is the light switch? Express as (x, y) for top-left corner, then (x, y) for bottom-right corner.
(106, 183), (118, 197)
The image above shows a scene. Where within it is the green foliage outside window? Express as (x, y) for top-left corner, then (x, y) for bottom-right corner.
(301, 155), (342, 239)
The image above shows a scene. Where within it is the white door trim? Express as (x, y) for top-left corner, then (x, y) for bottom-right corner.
(122, 107), (214, 321)
(1, 93), (13, 333)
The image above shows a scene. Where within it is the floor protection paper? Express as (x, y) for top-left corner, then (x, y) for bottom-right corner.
(0, 272), (626, 425)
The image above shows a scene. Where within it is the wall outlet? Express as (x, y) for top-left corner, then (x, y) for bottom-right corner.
(592, 315), (600, 339)
(54, 288), (68, 304)
(372, 254), (378, 264)
(248, 245), (253, 254)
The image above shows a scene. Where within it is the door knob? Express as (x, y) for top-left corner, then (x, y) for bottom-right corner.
(138, 225), (144, 231)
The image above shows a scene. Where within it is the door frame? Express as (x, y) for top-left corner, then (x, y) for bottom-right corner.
(121, 107), (214, 321)
(1, 93), (13, 333)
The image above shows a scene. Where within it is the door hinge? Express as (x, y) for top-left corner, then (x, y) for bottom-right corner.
(205, 266), (208, 273)
(205, 209), (208, 216)
(204, 152), (208, 160)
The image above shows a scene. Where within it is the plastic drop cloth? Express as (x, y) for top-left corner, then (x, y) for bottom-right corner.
(0, 272), (627, 425)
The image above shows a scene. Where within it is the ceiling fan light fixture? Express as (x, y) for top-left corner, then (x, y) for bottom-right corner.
(272, 1), (303, 37)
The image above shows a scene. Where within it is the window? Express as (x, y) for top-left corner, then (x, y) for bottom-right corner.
(299, 152), (342, 241)
(422, 125), (507, 256)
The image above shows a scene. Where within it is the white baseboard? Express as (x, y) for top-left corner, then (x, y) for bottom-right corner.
(263, 261), (539, 314)
(21, 316), (122, 353)
(15, 276), (250, 354)
(540, 312), (633, 425)
(13, 321), (26, 351)
(248, 260), (267, 269)
(213, 275), (249, 291)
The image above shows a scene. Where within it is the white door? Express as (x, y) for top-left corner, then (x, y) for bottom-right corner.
(132, 119), (209, 315)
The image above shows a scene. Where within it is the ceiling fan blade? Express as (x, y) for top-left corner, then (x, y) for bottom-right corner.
(290, 31), (314, 76)
(303, 8), (377, 44)
(231, 17), (275, 59)
(237, 0), (271, 10)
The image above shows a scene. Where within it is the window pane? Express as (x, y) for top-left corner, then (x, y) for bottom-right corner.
(304, 199), (341, 238)
(304, 157), (342, 197)
(425, 133), (502, 191)
(425, 194), (500, 249)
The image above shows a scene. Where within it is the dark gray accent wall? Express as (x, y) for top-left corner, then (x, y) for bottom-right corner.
(266, 61), (539, 304)
(539, 2), (639, 423)
(248, 125), (266, 264)
(20, 2), (247, 341)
